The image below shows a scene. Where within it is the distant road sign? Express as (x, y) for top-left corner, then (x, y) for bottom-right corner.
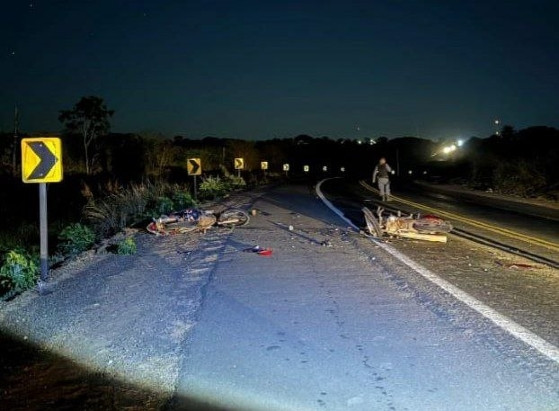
(261, 161), (268, 170)
(234, 158), (244, 170)
(340, 167), (346, 172)
(303, 165), (310, 172)
(283, 163), (290, 171)
(21, 137), (63, 183)
(187, 158), (202, 176)
(322, 166), (328, 172)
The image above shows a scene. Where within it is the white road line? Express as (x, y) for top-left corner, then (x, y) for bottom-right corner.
(316, 178), (559, 365)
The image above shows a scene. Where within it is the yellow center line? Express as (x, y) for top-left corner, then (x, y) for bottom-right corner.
(360, 180), (559, 252)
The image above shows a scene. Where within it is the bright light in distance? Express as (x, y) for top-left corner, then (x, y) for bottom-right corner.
(442, 144), (457, 154)
(408, 170), (413, 175)
(457, 139), (463, 147)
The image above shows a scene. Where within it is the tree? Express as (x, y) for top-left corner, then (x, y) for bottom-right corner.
(59, 96), (114, 174)
(500, 125), (515, 141)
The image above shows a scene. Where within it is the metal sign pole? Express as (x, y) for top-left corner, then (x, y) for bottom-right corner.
(39, 183), (49, 285)
(193, 175), (198, 201)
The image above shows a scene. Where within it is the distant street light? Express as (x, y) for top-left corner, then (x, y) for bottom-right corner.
(433, 139), (463, 158)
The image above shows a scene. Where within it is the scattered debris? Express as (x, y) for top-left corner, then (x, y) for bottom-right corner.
(495, 260), (541, 270)
(243, 245), (273, 256)
(363, 206), (452, 243)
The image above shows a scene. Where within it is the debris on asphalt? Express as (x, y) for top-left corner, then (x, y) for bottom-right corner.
(495, 260), (541, 270)
(363, 206), (451, 243)
(243, 245), (273, 256)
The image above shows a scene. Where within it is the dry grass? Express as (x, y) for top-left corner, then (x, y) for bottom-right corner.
(84, 181), (194, 238)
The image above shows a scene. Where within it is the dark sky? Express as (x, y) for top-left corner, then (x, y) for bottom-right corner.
(1, 1), (558, 140)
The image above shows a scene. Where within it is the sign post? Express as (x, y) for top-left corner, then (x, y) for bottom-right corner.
(261, 161), (268, 179)
(234, 157), (244, 177)
(187, 158), (202, 201)
(283, 163), (289, 177)
(21, 137), (63, 292)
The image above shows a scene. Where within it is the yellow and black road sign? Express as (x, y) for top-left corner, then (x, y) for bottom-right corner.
(187, 158), (202, 175)
(303, 165), (310, 172)
(283, 163), (290, 171)
(21, 137), (63, 183)
(234, 157), (244, 170)
(261, 161), (268, 170)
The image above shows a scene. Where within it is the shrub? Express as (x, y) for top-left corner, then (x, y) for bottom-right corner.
(85, 181), (193, 237)
(58, 223), (95, 256)
(0, 250), (39, 298)
(156, 196), (174, 215)
(226, 175), (247, 190)
(0, 222), (39, 257)
(199, 176), (228, 199)
(172, 190), (195, 210)
(116, 237), (137, 255)
(493, 160), (547, 197)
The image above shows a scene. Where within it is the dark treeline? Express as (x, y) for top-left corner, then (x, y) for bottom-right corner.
(1, 91), (558, 204)
(0, 131), (437, 182)
(1, 126), (558, 196)
(1, 124), (558, 244)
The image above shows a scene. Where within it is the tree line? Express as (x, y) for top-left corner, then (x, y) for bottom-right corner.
(1, 95), (558, 198)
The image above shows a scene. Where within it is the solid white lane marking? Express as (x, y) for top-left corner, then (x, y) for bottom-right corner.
(316, 179), (559, 364)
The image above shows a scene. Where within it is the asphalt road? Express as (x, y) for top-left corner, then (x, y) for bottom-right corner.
(325, 178), (559, 266)
(396, 181), (559, 244)
(1, 185), (558, 410)
(169, 185), (558, 410)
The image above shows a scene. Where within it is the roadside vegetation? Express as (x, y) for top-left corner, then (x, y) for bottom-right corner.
(1, 95), (557, 298)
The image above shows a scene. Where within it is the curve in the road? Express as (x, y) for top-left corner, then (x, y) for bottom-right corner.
(317, 178), (559, 366)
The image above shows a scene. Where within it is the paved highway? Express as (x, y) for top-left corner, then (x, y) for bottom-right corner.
(169, 185), (559, 410)
(1, 185), (558, 410)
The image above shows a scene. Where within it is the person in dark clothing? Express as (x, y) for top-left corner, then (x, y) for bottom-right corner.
(372, 157), (393, 201)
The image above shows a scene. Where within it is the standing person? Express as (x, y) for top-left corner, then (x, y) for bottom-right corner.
(372, 157), (393, 201)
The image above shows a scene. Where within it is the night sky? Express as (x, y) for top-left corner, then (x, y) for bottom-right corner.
(1, 1), (558, 140)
